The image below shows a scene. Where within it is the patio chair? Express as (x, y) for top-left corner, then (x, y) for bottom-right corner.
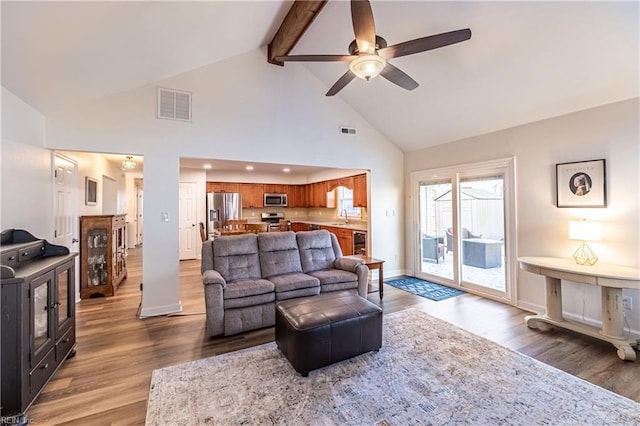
(422, 235), (445, 263)
(445, 227), (482, 253)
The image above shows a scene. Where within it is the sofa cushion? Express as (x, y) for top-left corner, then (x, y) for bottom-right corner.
(224, 292), (275, 309)
(307, 269), (357, 286)
(258, 232), (303, 278)
(297, 230), (337, 273)
(224, 279), (275, 300)
(269, 272), (320, 293)
(213, 234), (261, 283)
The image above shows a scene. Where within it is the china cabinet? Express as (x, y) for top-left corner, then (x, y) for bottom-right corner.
(79, 214), (127, 299)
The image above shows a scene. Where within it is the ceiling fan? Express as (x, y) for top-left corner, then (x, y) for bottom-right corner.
(275, 0), (472, 96)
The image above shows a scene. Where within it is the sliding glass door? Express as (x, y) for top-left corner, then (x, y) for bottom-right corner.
(418, 181), (453, 281)
(413, 159), (515, 302)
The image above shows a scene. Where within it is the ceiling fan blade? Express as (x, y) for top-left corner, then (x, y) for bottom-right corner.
(351, 0), (376, 54)
(378, 28), (472, 59)
(380, 63), (419, 91)
(275, 54), (357, 63)
(326, 70), (356, 96)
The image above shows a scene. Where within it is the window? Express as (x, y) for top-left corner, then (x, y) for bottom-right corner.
(337, 187), (361, 218)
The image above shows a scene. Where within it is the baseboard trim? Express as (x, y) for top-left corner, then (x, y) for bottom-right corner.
(140, 301), (183, 318)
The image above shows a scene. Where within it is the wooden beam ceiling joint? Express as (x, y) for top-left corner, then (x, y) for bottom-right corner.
(268, 1), (328, 66)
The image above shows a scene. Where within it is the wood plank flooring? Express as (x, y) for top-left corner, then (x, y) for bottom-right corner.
(25, 247), (639, 425)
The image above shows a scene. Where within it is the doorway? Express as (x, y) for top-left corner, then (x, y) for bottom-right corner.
(53, 153), (80, 301)
(412, 158), (516, 303)
(179, 182), (198, 260)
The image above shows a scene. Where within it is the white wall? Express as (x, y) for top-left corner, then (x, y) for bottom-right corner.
(42, 48), (404, 316)
(405, 98), (640, 333)
(1, 87), (52, 239)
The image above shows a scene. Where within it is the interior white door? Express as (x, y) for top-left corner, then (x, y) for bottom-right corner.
(53, 153), (80, 301)
(179, 182), (198, 260)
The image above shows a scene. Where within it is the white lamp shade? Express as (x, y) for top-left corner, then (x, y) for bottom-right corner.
(349, 54), (386, 81)
(569, 220), (602, 241)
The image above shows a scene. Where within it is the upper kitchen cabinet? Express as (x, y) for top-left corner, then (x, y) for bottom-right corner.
(353, 174), (367, 207)
(239, 183), (264, 208)
(263, 184), (287, 195)
(327, 176), (354, 192)
(287, 185), (304, 208)
(310, 181), (328, 207)
(207, 182), (239, 193)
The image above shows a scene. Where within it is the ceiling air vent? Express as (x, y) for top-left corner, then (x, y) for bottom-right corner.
(339, 126), (356, 135)
(157, 87), (192, 122)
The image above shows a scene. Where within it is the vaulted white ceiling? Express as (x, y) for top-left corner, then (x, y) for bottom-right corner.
(2, 1), (638, 153)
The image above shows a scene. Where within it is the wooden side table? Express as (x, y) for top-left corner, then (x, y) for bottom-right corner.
(346, 255), (385, 299)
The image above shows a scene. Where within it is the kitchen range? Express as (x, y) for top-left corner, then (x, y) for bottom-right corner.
(261, 212), (290, 231)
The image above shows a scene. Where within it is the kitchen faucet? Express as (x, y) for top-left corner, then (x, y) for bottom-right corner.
(341, 209), (349, 224)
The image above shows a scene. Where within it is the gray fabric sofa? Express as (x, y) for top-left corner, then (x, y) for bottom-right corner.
(201, 230), (369, 337)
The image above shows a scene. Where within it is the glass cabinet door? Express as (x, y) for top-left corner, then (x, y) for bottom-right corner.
(87, 228), (108, 286)
(56, 261), (74, 332)
(31, 271), (55, 366)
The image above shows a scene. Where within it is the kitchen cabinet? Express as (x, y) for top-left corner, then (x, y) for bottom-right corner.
(263, 184), (287, 195)
(239, 183), (264, 208)
(1, 229), (77, 419)
(321, 225), (354, 255)
(79, 214), (127, 299)
(308, 181), (327, 208)
(207, 182), (239, 193)
(327, 176), (354, 192)
(353, 174), (367, 207)
(290, 222), (312, 232)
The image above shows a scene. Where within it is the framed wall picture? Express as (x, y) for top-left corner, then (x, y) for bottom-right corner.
(85, 177), (98, 205)
(556, 159), (606, 208)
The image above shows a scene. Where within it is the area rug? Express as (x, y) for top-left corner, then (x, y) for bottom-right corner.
(385, 276), (464, 301)
(146, 309), (640, 425)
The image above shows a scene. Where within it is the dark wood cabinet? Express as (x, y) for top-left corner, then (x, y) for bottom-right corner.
(79, 214), (127, 298)
(1, 229), (77, 419)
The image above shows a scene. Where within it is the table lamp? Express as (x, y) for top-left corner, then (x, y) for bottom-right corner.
(569, 220), (602, 266)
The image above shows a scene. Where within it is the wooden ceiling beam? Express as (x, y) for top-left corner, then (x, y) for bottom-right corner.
(268, 1), (327, 66)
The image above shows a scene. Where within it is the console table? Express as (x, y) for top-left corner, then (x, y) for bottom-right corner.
(519, 256), (640, 361)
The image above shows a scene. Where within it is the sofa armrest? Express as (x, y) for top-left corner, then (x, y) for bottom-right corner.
(334, 256), (364, 272)
(202, 269), (226, 288)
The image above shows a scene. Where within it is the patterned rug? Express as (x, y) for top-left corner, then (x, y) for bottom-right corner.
(385, 276), (464, 301)
(145, 309), (639, 425)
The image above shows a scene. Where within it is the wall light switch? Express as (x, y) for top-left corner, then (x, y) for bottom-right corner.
(161, 212), (170, 222)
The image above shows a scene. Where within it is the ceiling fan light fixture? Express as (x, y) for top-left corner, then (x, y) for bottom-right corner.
(122, 156), (136, 170)
(349, 54), (386, 81)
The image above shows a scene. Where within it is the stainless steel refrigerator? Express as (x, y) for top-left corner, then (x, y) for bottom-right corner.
(206, 192), (242, 235)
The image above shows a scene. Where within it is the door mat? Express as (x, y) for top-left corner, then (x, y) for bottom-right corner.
(385, 276), (464, 301)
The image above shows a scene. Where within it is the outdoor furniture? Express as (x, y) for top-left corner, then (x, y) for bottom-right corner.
(446, 227), (482, 253)
(275, 291), (382, 376)
(422, 236), (445, 263)
(462, 238), (502, 269)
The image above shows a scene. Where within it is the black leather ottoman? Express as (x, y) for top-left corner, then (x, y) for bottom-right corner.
(275, 291), (382, 377)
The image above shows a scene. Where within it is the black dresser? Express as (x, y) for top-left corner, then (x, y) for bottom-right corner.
(1, 229), (78, 422)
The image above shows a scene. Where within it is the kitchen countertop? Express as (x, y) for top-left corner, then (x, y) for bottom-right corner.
(290, 219), (367, 232)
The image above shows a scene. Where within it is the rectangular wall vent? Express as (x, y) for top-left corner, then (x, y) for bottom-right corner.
(339, 126), (356, 135)
(157, 87), (192, 122)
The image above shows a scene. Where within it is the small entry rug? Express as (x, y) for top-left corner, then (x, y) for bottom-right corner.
(385, 276), (464, 301)
(146, 309), (640, 425)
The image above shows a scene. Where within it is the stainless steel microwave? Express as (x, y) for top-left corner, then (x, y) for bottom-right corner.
(264, 193), (287, 207)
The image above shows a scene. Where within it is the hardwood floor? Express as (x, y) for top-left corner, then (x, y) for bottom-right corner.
(26, 247), (639, 425)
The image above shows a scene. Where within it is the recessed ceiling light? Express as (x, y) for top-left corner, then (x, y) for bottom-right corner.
(203, 164), (212, 169)
(246, 165), (254, 171)
(283, 168), (290, 173)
